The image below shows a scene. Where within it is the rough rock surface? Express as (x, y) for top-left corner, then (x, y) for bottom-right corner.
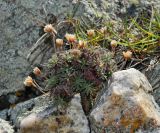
(0, 0), (77, 95)
(136, 128), (160, 133)
(81, 0), (160, 21)
(9, 93), (90, 133)
(0, 118), (14, 133)
(145, 63), (160, 106)
(1, 0), (160, 95)
(90, 68), (160, 133)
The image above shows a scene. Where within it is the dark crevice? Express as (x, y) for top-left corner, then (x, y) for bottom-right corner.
(0, 87), (42, 111)
(80, 93), (92, 133)
(0, 91), (38, 132)
(87, 116), (92, 133)
(6, 111), (11, 122)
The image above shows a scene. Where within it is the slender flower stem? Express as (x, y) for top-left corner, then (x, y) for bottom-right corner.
(33, 80), (45, 94)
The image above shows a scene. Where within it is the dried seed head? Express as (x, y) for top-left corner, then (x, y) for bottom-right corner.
(44, 24), (57, 34)
(33, 67), (41, 76)
(110, 40), (118, 48)
(123, 50), (132, 60)
(78, 40), (87, 49)
(56, 39), (64, 48)
(70, 49), (81, 57)
(24, 76), (34, 87)
(65, 33), (76, 43)
(100, 27), (107, 34)
(87, 29), (95, 36)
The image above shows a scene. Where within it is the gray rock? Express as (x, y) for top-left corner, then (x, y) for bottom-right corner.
(136, 128), (160, 133)
(8, 93), (52, 126)
(1, 0), (160, 96)
(145, 63), (160, 106)
(0, 0), (80, 96)
(90, 68), (160, 133)
(81, 0), (160, 22)
(9, 93), (90, 133)
(0, 118), (14, 133)
(0, 109), (8, 120)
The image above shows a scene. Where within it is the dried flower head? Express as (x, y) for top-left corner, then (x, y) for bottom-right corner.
(100, 27), (107, 34)
(110, 40), (118, 48)
(78, 40), (87, 49)
(123, 50), (132, 60)
(87, 29), (95, 36)
(65, 33), (76, 43)
(44, 24), (57, 34)
(70, 49), (81, 57)
(24, 76), (36, 87)
(33, 67), (41, 76)
(56, 39), (64, 48)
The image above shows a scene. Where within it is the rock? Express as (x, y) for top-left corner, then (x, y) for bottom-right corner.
(0, 0), (92, 96)
(9, 93), (90, 133)
(0, 118), (14, 133)
(145, 63), (160, 106)
(1, 0), (160, 96)
(0, 109), (8, 120)
(90, 68), (160, 133)
(0, 0), (81, 96)
(136, 128), (160, 133)
(81, 0), (160, 21)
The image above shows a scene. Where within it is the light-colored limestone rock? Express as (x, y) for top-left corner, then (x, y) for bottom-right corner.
(90, 68), (160, 133)
(0, 118), (14, 133)
(9, 94), (90, 133)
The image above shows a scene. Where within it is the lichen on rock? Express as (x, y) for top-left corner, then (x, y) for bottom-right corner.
(90, 68), (160, 133)
(9, 94), (90, 133)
